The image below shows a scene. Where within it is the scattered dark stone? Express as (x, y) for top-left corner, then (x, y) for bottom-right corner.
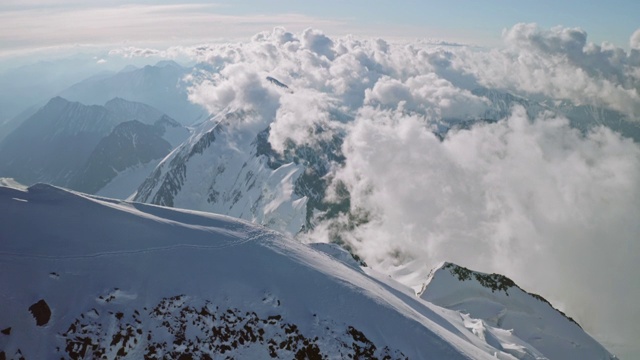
(295, 343), (323, 360)
(57, 295), (407, 359)
(28, 299), (51, 326)
(1, 327), (10, 335)
(116, 346), (127, 357)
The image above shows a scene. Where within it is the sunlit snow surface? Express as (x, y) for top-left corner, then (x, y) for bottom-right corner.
(96, 160), (162, 200)
(0, 183), (615, 359)
(134, 111), (308, 235)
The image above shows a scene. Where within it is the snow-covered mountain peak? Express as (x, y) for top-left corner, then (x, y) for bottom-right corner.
(422, 262), (519, 297)
(419, 262), (617, 360)
(133, 110), (309, 235)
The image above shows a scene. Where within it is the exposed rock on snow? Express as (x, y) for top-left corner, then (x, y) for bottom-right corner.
(0, 183), (618, 359)
(419, 262), (617, 360)
(28, 300), (51, 327)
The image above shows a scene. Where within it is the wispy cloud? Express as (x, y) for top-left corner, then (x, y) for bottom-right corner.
(0, 3), (345, 56)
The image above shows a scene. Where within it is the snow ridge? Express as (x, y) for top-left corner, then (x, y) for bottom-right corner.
(0, 183), (500, 360)
(419, 262), (617, 360)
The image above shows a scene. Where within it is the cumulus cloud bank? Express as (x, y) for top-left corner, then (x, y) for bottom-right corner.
(334, 107), (640, 350)
(457, 24), (640, 117)
(174, 25), (640, 356)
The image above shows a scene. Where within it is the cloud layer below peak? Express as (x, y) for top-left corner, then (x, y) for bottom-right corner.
(122, 24), (640, 358)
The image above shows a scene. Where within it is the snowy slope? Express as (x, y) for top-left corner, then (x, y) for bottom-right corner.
(134, 111), (309, 235)
(0, 183), (507, 360)
(0, 184), (617, 359)
(419, 263), (616, 360)
(95, 160), (163, 200)
(0, 177), (26, 190)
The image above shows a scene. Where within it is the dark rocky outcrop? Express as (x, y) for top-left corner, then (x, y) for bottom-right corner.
(28, 299), (51, 326)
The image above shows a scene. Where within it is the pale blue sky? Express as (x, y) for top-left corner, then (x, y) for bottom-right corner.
(211, 0), (640, 46)
(0, 0), (638, 57)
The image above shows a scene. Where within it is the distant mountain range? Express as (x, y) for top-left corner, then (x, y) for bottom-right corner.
(0, 61), (206, 143)
(59, 60), (206, 125)
(0, 96), (189, 196)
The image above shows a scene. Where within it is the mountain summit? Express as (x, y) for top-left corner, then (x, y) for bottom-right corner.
(419, 262), (616, 359)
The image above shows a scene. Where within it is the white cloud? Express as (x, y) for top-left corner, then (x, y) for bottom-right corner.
(631, 29), (640, 50)
(269, 90), (340, 154)
(187, 63), (279, 128)
(364, 74), (488, 118)
(182, 26), (640, 356)
(301, 28), (335, 60)
(329, 107), (640, 350)
(447, 24), (640, 119)
(503, 23), (588, 57)
(109, 47), (162, 58)
(0, 4), (345, 56)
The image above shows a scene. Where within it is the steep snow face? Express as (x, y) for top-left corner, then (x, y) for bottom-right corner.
(134, 111), (309, 235)
(95, 160), (161, 200)
(419, 263), (617, 360)
(0, 183), (512, 360)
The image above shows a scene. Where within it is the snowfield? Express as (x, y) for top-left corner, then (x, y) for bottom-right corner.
(0, 182), (616, 359)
